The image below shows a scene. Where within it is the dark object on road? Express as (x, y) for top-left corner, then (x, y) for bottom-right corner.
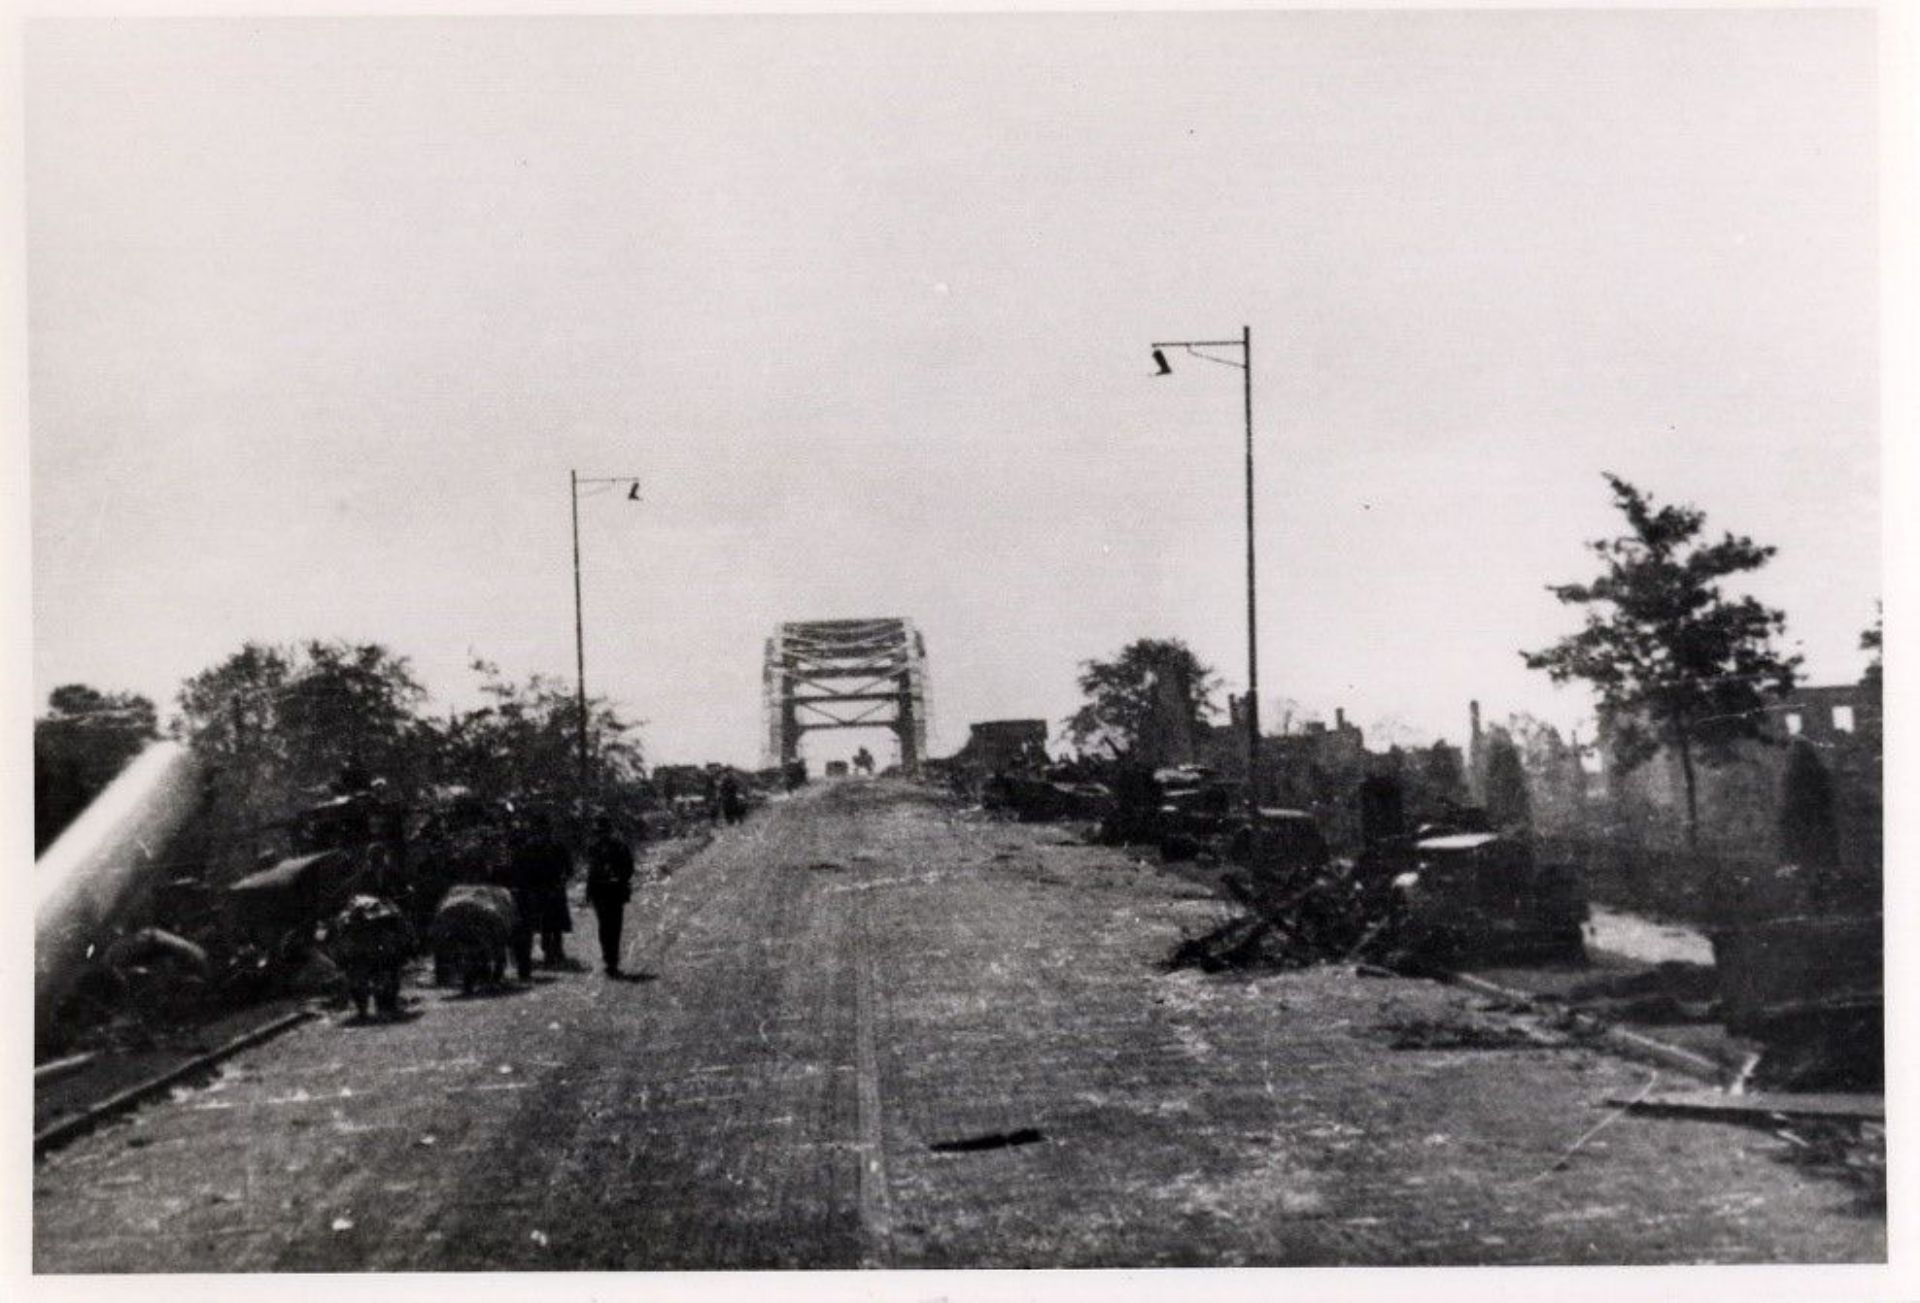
(719, 772), (747, 825)
(430, 884), (519, 992)
(824, 760), (850, 779)
(510, 815), (573, 968)
(99, 927), (212, 1024)
(585, 817), (637, 975)
(1373, 830), (1587, 965)
(1710, 914), (1882, 1091)
(1151, 766), (1234, 857)
(327, 894), (414, 1017)
(1225, 809), (1332, 883)
(226, 850), (361, 944)
(103, 926), (209, 978)
(929, 1127), (1045, 1153)
(1168, 811), (1584, 974)
(1096, 760), (1163, 844)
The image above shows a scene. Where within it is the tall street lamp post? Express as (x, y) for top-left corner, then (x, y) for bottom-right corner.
(1149, 326), (1261, 817)
(569, 470), (643, 833)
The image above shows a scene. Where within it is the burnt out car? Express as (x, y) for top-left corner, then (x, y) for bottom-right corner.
(1223, 809), (1332, 877)
(1386, 831), (1587, 963)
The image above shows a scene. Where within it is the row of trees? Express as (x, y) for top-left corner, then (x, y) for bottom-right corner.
(34, 642), (647, 870)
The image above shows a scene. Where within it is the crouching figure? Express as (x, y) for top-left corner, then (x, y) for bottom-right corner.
(328, 894), (415, 1018)
(430, 883), (521, 993)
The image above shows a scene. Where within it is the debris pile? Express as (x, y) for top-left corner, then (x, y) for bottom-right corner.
(1565, 961), (1720, 1025)
(1779, 1119), (1885, 1212)
(1711, 914), (1882, 1092)
(1164, 871), (1394, 974)
(1373, 1013), (1571, 1052)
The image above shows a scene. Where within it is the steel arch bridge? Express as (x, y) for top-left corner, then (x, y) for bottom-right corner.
(762, 618), (929, 773)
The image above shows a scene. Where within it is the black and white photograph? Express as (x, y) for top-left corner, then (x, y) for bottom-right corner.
(14, 2), (1904, 1284)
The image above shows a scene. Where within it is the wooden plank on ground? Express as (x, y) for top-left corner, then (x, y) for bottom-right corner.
(1609, 1089), (1883, 1122)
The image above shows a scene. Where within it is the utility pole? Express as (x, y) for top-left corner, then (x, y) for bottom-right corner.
(570, 469), (589, 823)
(1240, 324), (1260, 815)
(1150, 327), (1262, 818)
(569, 470), (643, 837)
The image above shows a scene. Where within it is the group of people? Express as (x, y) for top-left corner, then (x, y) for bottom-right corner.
(505, 811), (642, 979)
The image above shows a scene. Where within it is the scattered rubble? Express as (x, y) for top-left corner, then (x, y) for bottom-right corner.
(1777, 1120), (1885, 1213)
(1375, 1014), (1571, 1052)
(1564, 962), (1721, 1025)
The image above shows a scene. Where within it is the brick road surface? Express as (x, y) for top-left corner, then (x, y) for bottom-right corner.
(32, 780), (1884, 1270)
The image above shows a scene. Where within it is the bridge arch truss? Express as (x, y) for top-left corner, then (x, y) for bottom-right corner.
(762, 618), (929, 773)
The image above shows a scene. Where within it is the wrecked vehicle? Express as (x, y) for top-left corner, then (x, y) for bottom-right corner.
(1381, 830), (1587, 964)
(992, 770), (1111, 823)
(225, 849), (364, 950)
(1154, 767), (1239, 858)
(1224, 809), (1332, 879)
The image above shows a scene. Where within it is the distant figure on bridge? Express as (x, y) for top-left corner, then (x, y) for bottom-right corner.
(585, 815), (639, 978)
(509, 812), (573, 972)
(853, 746), (875, 776)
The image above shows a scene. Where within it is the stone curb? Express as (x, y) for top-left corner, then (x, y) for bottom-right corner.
(34, 1007), (318, 1158)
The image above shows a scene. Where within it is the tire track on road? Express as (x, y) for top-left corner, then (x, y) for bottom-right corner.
(851, 893), (896, 1268)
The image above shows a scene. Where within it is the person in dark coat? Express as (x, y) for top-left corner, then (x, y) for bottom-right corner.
(584, 815), (640, 976)
(719, 772), (747, 825)
(509, 812), (573, 971)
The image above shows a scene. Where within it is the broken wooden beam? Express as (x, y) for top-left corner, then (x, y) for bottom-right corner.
(1608, 1088), (1883, 1123)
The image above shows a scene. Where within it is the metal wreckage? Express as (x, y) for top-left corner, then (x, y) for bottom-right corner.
(958, 747), (1879, 1089)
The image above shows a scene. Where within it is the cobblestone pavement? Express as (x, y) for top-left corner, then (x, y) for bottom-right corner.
(32, 781), (1884, 1270)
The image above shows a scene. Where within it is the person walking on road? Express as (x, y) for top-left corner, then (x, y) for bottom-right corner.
(509, 811), (574, 971)
(719, 771), (747, 825)
(585, 814), (640, 977)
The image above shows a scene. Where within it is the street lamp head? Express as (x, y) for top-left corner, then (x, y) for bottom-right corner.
(1151, 348), (1173, 376)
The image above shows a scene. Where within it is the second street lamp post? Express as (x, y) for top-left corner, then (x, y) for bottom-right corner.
(569, 470), (643, 837)
(1149, 326), (1261, 818)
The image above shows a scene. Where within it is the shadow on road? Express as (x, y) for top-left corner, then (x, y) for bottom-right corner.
(333, 1007), (426, 1029)
(438, 983), (537, 1003)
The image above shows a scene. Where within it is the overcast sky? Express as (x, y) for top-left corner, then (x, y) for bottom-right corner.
(26, 10), (1881, 767)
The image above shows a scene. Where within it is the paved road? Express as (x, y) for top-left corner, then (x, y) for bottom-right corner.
(33, 781), (1883, 1270)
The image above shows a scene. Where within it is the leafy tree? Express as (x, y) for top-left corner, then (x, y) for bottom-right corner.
(425, 658), (646, 819)
(175, 641), (428, 871)
(1064, 638), (1218, 767)
(1522, 474), (1800, 848)
(1482, 731), (1532, 830)
(1778, 739), (1840, 880)
(33, 684), (161, 853)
